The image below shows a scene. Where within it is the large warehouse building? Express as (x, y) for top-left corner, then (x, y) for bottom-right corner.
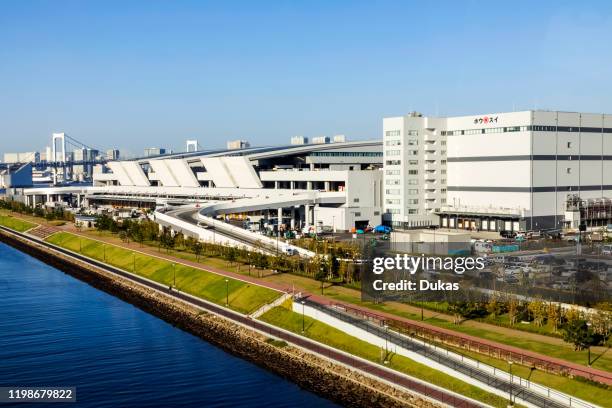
(383, 110), (612, 231)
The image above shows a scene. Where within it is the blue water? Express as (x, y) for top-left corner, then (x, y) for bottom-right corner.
(0, 242), (338, 407)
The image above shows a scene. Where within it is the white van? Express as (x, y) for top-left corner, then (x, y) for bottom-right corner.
(602, 245), (612, 256)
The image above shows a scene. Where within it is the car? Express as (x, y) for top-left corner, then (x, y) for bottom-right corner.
(602, 244), (612, 256)
(374, 225), (391, 234)
(500, 230), (517, 239)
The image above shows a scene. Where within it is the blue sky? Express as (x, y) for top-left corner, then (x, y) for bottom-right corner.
(1, 0), (611, 156)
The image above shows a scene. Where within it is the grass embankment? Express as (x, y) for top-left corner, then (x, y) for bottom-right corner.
(0, 214), (36, 232)
(260, 306), (513, 408)
(438, 343), (611, 407)
(46, 232), (279, 315)
(259, 272), (612, 373)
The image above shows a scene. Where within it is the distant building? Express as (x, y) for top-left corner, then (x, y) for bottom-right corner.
(106, 149), (120, 160)
(3, 152), (39, 164)
(291, 136), (309, 145)
(0, 163), (33, 188)
(144, 147), (167, 157)
(333, 134), (347, 143)
(312, 136), (330, 144)
(227, 140), (250, 150)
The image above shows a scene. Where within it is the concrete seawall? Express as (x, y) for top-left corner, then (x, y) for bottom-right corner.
(0, 230), (440, 408)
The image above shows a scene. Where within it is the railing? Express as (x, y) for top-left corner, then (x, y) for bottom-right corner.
(308, 300), (594, 408)
(329, 301), (612, 387)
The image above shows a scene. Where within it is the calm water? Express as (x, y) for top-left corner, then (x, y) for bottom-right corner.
(0, 242), (338, 407)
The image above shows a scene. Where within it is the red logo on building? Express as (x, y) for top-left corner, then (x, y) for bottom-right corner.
(473, 116), (498, 125)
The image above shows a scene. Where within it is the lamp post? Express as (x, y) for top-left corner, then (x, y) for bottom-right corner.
(508, 361), (514, 407)
(172, 263), (176, 289)
(225, 278), (229, 307)
(383, 324), (389, 364)
(301, 300), (306, 333)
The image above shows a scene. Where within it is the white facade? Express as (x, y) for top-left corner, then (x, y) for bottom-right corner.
(3, 151), (40, 164)
(384, 110), (612, 231)
(383, 113), (447, 228)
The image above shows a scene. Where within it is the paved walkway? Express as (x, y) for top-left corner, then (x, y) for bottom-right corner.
(38, 223), (612, 386)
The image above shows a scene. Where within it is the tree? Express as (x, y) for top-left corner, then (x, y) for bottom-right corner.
(527, 298), (547, 327)
(562, 319), (607, 365)
(193, 241), (203, 262)
(507, 297), (520, 326)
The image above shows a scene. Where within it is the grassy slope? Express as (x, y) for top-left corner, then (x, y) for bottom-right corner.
(0, 214), (36, 232)
(260, 306), (513, 408)
(46, 232), (279, 314)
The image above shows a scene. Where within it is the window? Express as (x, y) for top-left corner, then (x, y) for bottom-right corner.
(441, 140), (447, 146)
(408, 159), (418, 165)
(566, 167), (572, 174)
(354, 212), (361, 217)
(353, 198), (360, 203)
(441, 188), (447, 193)
(386, 150), (401, 156)
(441, 179), (446, 184)
(408, 189), (418, 194)
(567, 141), (572, 148)
(407, 130), (418, 136)
(408, 179), (418, 185)
(407, 139), (418, 146)
(441, 159), (447, 165)
(386, 160), (401, 165)
(385, 130), (400, 137)
(386, 209), (400, 214)
(386, 199), (400, 205)
(441, 198), (447, 204)
(408, 170), (418, 175)
(386, 179), (400, 185)
(386, 169), (400, 175)
(408, 150), (419, 156)
(385, 140), (401, 146)
(407, 198), (419, 204)
(408, 209), (418, 215)
(441, 169), (447, 175)
(385, 189), (400, 195)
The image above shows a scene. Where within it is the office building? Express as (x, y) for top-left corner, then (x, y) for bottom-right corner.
(106, 149), (120, 160)
(226, 140), (250, 150)
(3, 152), (40, 164)
(144, 147), (167, 157)
(291, 136), (309, 145)
(312, 136), (330, 144)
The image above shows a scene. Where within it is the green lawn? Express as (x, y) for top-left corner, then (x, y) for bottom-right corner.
(259, 306), (514, 408)
(0, 214), (36, 232)
(46, 232), (279, 314)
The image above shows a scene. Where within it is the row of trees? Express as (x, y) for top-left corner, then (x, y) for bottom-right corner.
(0, 198), (74, 222)
(447, 297), (610, 364)
(92, 214), (363, 285)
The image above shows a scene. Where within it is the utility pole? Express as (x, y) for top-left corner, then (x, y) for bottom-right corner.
(508, 361), (514, 407)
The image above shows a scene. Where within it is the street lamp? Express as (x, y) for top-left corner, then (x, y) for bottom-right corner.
(225, 278), (229, 307)
(508, 361), (514, 407)
(383, 324), (389, 364)
(301, 300), (306, 333)
(172, 263), (176, 289)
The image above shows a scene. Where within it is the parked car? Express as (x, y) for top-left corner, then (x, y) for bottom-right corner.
(602, 244), (612, 256)
(500, 230), (517, 239)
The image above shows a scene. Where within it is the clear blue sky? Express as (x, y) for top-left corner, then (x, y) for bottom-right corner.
(1, 0), (611, 156)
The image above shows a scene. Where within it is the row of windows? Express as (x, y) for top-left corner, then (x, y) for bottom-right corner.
(385, 140), (401, 146)
(385, 150), (401, 156)
(386, 199), (400, 204)
(386, 169), (400, 175)
(386, 179), (401, 185)
(441, 124), (612, 136)
(386, 160), (401, 165)
(385, 130), (401, 137)
(385, 189), (400, 195)
(311, 152), (383, 157)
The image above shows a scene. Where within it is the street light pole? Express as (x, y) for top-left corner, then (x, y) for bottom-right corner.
(225, 278), (229, 306)
(383, 324), (389, 364)
(301, 300), (305, 333)
(508, 361), (514, 407)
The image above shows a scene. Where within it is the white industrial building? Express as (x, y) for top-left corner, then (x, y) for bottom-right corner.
(383, 110), (612, 232)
